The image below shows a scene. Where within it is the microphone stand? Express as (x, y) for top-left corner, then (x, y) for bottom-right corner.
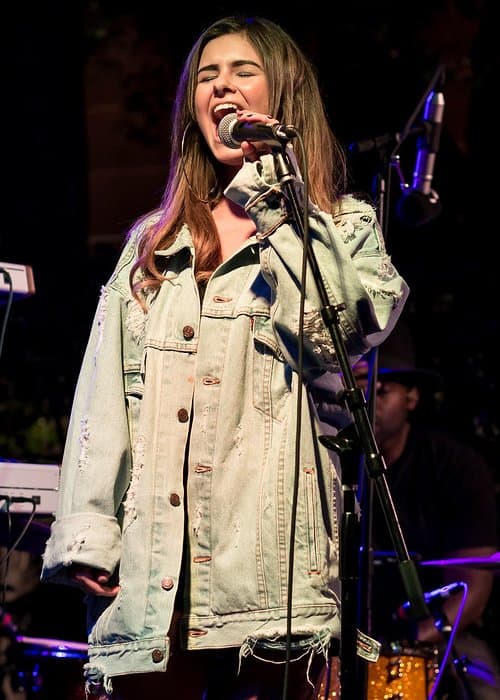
(344, 63), (447, 699)
(270, 145), (431, 700)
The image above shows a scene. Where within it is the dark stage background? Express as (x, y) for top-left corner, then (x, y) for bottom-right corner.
(2, 0), (500, 664)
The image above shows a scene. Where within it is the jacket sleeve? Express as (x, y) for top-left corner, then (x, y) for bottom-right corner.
(224, 153), (409, 374)
(41, 238), (141, 584)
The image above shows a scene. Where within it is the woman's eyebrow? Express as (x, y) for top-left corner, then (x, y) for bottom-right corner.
(197, 59), (263, 75)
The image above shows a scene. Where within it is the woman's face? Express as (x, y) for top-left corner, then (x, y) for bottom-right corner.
(194, 32), (270, 167)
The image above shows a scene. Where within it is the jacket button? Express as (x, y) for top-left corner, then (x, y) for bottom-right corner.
(152, 649), (164, 663)
(177, 408), (189, 422)
(169, 493), (181, 507)
(161, 576), (175, 590)
(182, 325), (195, 340)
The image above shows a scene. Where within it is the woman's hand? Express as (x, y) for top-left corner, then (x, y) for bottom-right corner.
(68, 564), (120, 597)
(235, 109), (280, 162)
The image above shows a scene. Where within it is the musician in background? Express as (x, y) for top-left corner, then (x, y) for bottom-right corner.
(351, 323), (500, 699)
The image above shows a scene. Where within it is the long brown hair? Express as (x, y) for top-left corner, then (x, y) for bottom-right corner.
(130, 15), (346, 305)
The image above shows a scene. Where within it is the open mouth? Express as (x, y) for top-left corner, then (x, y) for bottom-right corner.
(212, 102), (239, 125)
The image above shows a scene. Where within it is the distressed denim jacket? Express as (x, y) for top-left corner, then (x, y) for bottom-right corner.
(41, 154), (409, 692)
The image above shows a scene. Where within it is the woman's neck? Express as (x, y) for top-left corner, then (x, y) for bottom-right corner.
(212, 197), (256, 261)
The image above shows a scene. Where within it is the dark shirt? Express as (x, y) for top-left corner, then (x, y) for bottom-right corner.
(364, 424), (498, 641)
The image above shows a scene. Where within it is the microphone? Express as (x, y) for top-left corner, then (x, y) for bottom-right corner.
(348, 126), (424, 155)
(396, 581), (465, 621)
(217, 113), (297, 150)
(396, 88), (445, 227)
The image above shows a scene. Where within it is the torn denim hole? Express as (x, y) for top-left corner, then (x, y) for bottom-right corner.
(234, 422), (243, 456)
(125, 298), (147, 344)
(123, 434), (145, 528)
(378, 255), (400, 283)
(297, 310), (337, 370)
(80, 288), (108, 477)
(78, 417), (91, 473)
(192, 500), (203, 540)
(96, 287), (109, 352)
(62, 524), (91, 567)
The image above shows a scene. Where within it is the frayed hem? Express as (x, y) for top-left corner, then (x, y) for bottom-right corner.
(84, 664), (113, 698)
(239, 629), (332, 689)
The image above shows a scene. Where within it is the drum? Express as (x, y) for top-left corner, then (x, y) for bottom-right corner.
(366, 641), (439, 700)
(7, 635), (88, 700)
(16, 634), (88, 660)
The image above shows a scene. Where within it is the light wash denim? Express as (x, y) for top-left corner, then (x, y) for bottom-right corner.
(41, 154), (409, 692)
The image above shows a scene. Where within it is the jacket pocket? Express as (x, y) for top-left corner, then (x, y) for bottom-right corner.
(302, 466), (321, 575)
(251, 334), (291, 420)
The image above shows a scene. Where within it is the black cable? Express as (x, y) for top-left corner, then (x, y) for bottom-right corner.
(0, 498), (38, 566)
(0, 268), (14, 361)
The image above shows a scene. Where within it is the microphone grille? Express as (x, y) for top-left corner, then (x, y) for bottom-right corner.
(217, 113), (238, 149)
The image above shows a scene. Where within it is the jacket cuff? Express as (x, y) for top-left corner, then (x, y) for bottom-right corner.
(224, 155), (290, 236)
(41, 512), (121, 582)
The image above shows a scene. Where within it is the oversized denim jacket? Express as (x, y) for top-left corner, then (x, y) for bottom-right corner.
(41, 154), (409, 691)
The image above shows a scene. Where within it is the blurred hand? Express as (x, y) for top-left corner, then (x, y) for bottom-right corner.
(68, 564), (120, 597)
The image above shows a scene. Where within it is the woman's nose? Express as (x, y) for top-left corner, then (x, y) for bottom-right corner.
(212, 75), (236, 97)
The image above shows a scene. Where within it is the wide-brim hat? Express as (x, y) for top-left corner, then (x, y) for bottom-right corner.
(375, 322), (443, 396)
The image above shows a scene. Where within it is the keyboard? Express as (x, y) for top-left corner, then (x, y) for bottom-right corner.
(0, 461), (60, 514)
